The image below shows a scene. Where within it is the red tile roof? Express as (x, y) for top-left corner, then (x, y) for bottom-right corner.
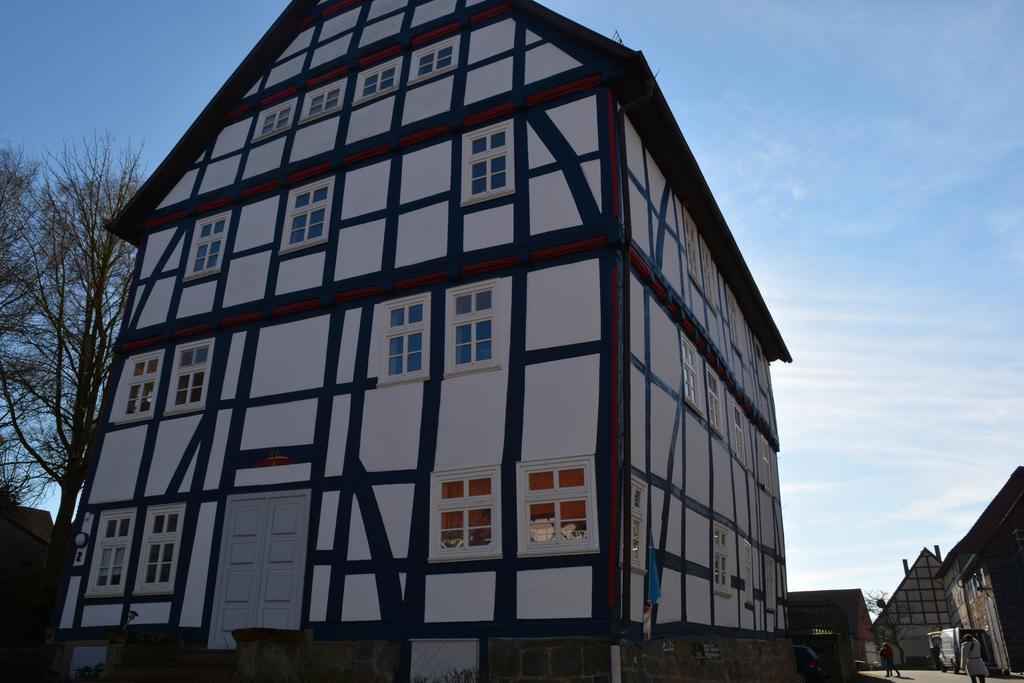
(3, 506), (54, 544)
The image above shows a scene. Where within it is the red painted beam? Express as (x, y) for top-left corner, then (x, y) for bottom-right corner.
(322, 0), (362, 18)
(240, 181), (282, 200)
(122, 335), (164, 353)
(411, 21), (462, 47)
(287, 161), (333, 186)
(260, 86), (298, 108)
(358, 45), (402, 68)
(144, 210), (190, 231)
(172, 324), (212, 339)
(344, 145), (390, 165)
(306, 65), (349, 88)
(395, 272), (447, 291)
(460, 255), (518, 278)
(462, 103), (516, 128)
(526, 74), (603, 107)
(469, 3), (511, 24)
(532, 236), (607, 263)
(272, 299), (321, 317)
(196, 197), (232, 215)
(333, 285), (384, 304)
(220, 311), (264, 329)
(223, 104), (252, 122)
(399, 125), (453, 149)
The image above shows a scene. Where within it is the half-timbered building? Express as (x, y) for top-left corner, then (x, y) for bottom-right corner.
(54, 0), (792, 678)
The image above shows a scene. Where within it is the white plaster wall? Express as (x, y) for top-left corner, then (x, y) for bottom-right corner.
(266, 54), (304, 88)
(649, 299), (680, 386)
(223, 251), (271, 307)
(521, 354), (600, 461)
(402, 76), (455, 125)
(325, 394), (351, 476)
(341, 160), (391, 220)
(630, 367), (645, 472)
(649, 382), (677, 483)
(275, 251), (326, 295)
(360, 382), (423, 471)
(464, 57), (513, 105)
(468, 19), (515, 63)
(235, 463), (311, 486)
(145, 414), (202, 497)
(734, 467), (750, 535)
(157, 169), (198, 209)
(336, 308), (362, 383)
(250, 315), (330, 397)
(517, 566), (591, 619)
(685, 413), (710, 506)
(336, 219), (385, 279)
(686, 575), (712, 625)
(359, 13), (403, 47)
(666, 495), (682, 556)
(582, 158), (603, 211)
(198, 155), (240, 195)
(346, 96), (395, 143)
(400, 141), (451, 204)
(212, 118), (253, 159)
(129, 602), (171, 625)
(547, 96), (599, 156)
(712, 442), (733, 519)
(525, 43), (581, 84)
(89, 426), (146, 503)
(279, 27), (313, 61)
(425, 572), (495, 622)
(527, 124), (555, 169)
(347, 499), (370, 560)
(59, 576), (80, 629)
(176, 281), (216, 318)
(434, 369), (507, 469)
(395, 201), (448, 266)
(240, 398), (319, 449)
(525, 259), (601, 351)
(140, 228), (177, 279)
(685, 508), (710, 569)
(629, 177), (651, 256)
(136, 277), (175, 328)
(81, 604), (122, 627)
(234, 197), (279, 252)
(528, 170), (581, 234)
(629, 276), (645, 363)
(321, 8), (360, 41)
(202, 410), (232, 490)
(341, 574), (380, 621)
(367, 0), (405, 20)
(463, 204), (514, 251)
(220, 333), (246, 401)
(309, 565), (331, 621)
(375, 483), (415, 558)
(411, 0), (455, 26)
(290, 116), (340, 162)
(311, 34), (352, 69)
(317, 491), (340, 550)
(658, 567), (683, 623)
(242, 137), (286, 180)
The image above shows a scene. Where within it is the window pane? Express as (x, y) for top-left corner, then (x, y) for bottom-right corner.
(146, 359), (158, 374)
(295, 192), (310, 209)
(455, 345), (472, 364)
(490, 131), (506, 148)
(468, 477), (491, 496)
(528, 471), (554, 490)
(159, 563), (171, 583)
(476, 320), (491, 340)
(409, 304), (423, 324)
(148, 543), (161, 563)
(407, 352), (421, 372)
(388, 357), (403, 376)
(476, 340), (492, 361)
(562, 518), (587, 540)
(214, 220), (225, 233)
(119, 519), (130, 536)
(106, 520), (117, 538)
(133, 362), (145, 376)
(181, 349), (194, 366)
(471, 137), (487, 154)
(441, 510), (463, 529)
(468, 508), (491, 526)
(455, 324), (472, 344)
(153, 515), (164, 534)
(471, 178), (487, 195)
(167, 514), (178, 533)
(558, 467), (585, 488)
(146, 563), (157, 584)
(200, 224), (212, 238)
(471, 161), (487, 180)
(313, 187), (328, 203)
(560, 500), (586, 520)
(390, 308), (405, 327)
(468, 527), (491, 546)
(441, 480), (464, 499)
(529, 503), (555, 543)
(408, 333), (422, 352)
(441, 530), (463, 548)
(490, 156), (506, 173)
(491, 172), (506, 189)
(389, 336), (404, 356)
(475, 290), (491, 310)
(195, 347), (208, 364)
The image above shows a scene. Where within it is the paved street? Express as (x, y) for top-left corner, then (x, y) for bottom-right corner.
(859, 671), (1024, 682)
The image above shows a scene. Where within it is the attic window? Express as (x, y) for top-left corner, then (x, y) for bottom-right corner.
(410, 37), (459, 85)
(354, 58), (401, 105)
(302, 80), (347, 121)
(253, 100), (295, 141)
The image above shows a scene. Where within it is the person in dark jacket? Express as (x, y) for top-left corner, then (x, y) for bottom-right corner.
(880, 642), (901, 678)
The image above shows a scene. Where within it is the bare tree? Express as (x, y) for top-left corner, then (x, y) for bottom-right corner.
(865, 589), (912, 663)
(0, 135), (142, 586)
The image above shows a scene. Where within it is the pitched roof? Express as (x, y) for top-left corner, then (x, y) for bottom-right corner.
(106, 0), (791, 363)
(2, 506), (54, 545)
(877, 547), (941, 620)
(937, 466), (1024, 577)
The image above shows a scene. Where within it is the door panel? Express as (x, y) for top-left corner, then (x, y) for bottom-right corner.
(209, 492), (309, 649)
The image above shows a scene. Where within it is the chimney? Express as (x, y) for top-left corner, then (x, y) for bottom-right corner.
(934, 545), (942, 562)
(903, 559), (910, 575)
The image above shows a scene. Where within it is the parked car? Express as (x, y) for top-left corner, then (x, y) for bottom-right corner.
(793, 645), (828, 682)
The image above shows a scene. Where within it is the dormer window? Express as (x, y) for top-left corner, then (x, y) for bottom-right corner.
(253, 100), (295, 141)
(355, 58), (401, 104)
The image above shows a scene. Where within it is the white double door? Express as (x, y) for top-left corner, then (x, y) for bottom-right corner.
(209, 490), (310, 649)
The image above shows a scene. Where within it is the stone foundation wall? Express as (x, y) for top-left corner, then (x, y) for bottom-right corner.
(234, 629), (399, 683)
(489, 634), (796, 683)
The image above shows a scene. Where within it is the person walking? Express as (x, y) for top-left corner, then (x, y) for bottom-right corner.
(880, 642), (901, 678)
(960, 633), (988, 683)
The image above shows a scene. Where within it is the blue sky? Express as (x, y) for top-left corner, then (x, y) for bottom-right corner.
(3, 1), (1022, 597)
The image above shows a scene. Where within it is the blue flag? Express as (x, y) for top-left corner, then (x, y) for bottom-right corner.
(647, 527), (661, 604)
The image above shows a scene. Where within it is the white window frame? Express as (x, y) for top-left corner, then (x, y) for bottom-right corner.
(682, 338), (701, 414)
(765, 558), (777, 613)
(461, 121), (515, 206)
(727, 287), (743, 354)
(379, 294), (430, 385)
(701, 239), (718, 311)
(684, 215), (701, 285)
(713, 524), (731, 597)
(742, 540), (754, 608)
(409, 36), (459, 85)
(428, 465), (501, 562)
(114, 351), (164, 423)
(165, 339), (213, 415)
(185, 211), (230, 280)
(516, 456), (600, 557)
(281, 178), (334, 254)
(732, 403), (747, 467)
(706, 368), (723, 434)
(354, 57), (402, 105)
(759, 435), (774, 496)
(252, 99), (296, 142)
(86, 509), (136, 596)
(629, 477), (647, 572)
(445, 280), (501, 377)
(134, 504), (186, 595)
(301, 79), (347, 122)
